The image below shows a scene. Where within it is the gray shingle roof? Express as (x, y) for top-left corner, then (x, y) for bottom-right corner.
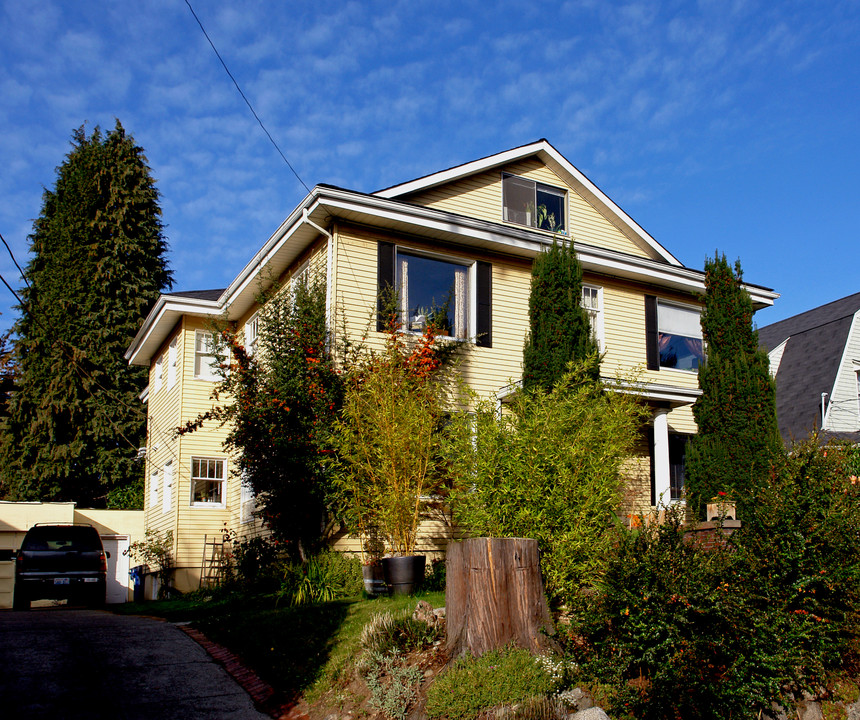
(165, 289), (225, 302)
(758, 292), (860, 444)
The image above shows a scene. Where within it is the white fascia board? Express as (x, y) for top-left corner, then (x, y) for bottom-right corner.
(221, 191), (318, 309)
(125, 295), (222, 366)
(319, 187), (777, 308)
(375, 139), (682, 267)
(605, 378), (702, 407)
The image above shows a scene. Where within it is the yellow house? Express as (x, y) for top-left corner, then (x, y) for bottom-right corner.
(125, 140), (778, 593)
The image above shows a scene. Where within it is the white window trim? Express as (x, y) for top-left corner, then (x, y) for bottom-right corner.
(190, 457), (226, 508)
(167, 338), (178, 389)
(194, 330), (220, 381)
(240, 475), (255, 524)
(582, 284), (605, 353)
(244, 313), (259, 358)
(162, 461), (173, 514)
(656, 299), (704, 373)
(501, 172), (568, 235)
(153, 355), (163, 395)
(395, 246), (476, 342)
(149, 469), (159, 510)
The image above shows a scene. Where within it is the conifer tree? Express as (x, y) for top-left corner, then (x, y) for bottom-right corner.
(0, 122), (172, 507)
(522, 237), (598, 392)
(685, 253), (780, 518)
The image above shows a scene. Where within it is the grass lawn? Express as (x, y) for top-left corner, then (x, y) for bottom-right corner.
(113, 590), (445, 703)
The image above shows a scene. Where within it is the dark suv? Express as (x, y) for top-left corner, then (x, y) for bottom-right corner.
(13, 524), (109, 609)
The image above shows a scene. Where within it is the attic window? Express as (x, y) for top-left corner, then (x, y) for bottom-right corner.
(502, 174), (566, 234)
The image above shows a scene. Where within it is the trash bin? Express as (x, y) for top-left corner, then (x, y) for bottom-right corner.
(130, 565), (145, 603)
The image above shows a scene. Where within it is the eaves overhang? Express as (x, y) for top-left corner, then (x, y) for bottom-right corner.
(127, 184), (778, 366)
(606, 379), (702, 408)
(125, 294), (222, 366)
(375, 139), (683, 267)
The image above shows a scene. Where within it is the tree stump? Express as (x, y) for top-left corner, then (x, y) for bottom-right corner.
(445, 537), (556, 659)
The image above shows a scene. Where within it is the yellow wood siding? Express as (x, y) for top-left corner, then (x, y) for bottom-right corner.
(400, 158), (659, 260)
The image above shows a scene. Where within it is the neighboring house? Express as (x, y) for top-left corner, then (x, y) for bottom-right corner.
(126, 139), (778, 592)
(759, 292), (860, 445)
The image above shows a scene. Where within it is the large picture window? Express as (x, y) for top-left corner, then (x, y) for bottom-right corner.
(396, 251), (470, 340)
(502, 174), (566, 233)
(657, 302), (703, 371)
(191, 457), (225, 506)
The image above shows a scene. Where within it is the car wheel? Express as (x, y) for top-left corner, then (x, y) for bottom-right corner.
(13, 587), (29, 610)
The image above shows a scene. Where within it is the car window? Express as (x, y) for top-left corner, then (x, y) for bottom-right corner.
(22, 527), (103, 552)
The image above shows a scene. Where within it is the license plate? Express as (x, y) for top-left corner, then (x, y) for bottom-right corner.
(83, 578), (97, 583)
(53, 578), (70, 585)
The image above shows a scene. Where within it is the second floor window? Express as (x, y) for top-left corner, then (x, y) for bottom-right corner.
(396, 251), (470, 340)
(581, 285), (604, 351)
(657, 302), (704, 371)
(245, 314), (259, 358)
(191, 457), (225, 506)
(194, 331), (219, 381)
(502, 173), (567, 234)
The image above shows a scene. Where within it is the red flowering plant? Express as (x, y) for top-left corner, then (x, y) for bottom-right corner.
(326, 289), (463, 558)
(178, 276), (342, 563)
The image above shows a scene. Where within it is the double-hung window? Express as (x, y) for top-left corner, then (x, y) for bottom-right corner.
(396, 250), (471, 340)
(194, 331), (220, 381)
(581, 285), (604, 351)
(191, 457), (225, 506)
(502, 173), (567, 234)
(657, 301), (704, 371)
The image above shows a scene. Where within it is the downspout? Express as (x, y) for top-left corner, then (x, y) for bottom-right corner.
(821, 392), (828, 430)
(301, 208), (334, 330)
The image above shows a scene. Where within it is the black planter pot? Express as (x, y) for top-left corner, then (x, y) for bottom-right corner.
(381, 555), (425, 596)
(361, 562), (387, 597)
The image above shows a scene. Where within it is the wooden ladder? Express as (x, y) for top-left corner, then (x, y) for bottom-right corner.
(200, 534), (226, 588)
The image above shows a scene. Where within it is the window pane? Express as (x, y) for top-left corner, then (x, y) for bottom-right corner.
(502, 175), (535, 227)
(658, 333), (704, 370)
(536, 184), (565, 232)
(397, 253), (469, 339)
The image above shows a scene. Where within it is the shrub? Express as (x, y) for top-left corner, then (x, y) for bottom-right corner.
(276, 550), (364, 606)
(426, 647), (558, 720)
(449, 360), (648, 605)
(360, 608), (441, 655)
(575, 441), (860, 719)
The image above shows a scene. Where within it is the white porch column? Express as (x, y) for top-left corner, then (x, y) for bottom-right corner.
(652, 409), (671, 508)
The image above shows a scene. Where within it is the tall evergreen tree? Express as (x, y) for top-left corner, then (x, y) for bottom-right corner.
(522, 238), (598, 392)
(0, 122), (172, 507)
(685, 253), (781, 518)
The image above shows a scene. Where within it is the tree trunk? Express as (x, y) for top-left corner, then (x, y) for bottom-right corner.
(445, 537), (556, 659)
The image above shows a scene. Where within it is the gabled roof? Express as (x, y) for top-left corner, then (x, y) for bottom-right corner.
(375, 139), (682, 266)
(759, 292), (860, 444)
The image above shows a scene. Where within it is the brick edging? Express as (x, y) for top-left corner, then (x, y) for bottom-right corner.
(178, 624), (291, 717)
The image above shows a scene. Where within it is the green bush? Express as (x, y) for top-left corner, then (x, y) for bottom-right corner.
(449, 360), (648, 606)
(426, 647), (557, 720)
(575, 440), (860, 719)
(277, 550), (364, 606)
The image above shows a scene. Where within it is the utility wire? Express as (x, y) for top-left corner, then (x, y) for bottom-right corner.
(0, 231), (30, 292)
(183, 0), (311, 195)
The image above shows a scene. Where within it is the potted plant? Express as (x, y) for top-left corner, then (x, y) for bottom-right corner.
(706, 491), (737, 522)
(329, 309), (458, 594)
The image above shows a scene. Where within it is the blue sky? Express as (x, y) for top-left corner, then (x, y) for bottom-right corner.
(1, 0), (859, 337)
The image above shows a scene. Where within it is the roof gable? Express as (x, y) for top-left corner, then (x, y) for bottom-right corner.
(375, 139), (681, 266)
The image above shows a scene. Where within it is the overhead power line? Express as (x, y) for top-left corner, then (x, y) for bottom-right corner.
(182, 0), (311, 195)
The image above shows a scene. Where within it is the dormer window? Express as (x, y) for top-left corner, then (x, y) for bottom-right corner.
(502, 174), (566, 234)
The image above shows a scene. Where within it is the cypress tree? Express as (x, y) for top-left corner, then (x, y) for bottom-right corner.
(0, 122), (172, 507)
(685, 253), (780, 518)
(522, 238), (598, 392)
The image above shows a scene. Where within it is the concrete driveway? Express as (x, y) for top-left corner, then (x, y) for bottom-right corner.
(0, 607), (271, 719)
